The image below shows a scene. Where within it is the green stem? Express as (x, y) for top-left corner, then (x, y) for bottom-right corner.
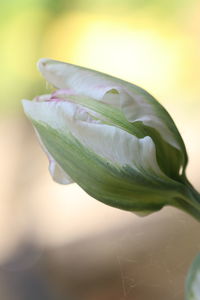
(173, 178), (200, 222)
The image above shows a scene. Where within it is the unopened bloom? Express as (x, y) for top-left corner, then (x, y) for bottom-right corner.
(22, 58), (200, 217)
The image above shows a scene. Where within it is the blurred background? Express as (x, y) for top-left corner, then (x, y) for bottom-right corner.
(0, 0), (200, 299)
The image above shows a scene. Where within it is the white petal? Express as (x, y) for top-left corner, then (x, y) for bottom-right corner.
(22, 99), (76, 133)
(48, 157), (73, 184)
(36, 128), (73, 184)
(118, 89), (180, 149)
(35, 129), (73, 185)
(23, 100), (74, 184)
(22, 100), (166, 180)
(70, 120), (166, 179)
(38, 58), (120, 101)
(37, 59), (182, 150)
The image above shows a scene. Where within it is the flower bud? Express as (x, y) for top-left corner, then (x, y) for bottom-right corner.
(22, 58), (198, 216)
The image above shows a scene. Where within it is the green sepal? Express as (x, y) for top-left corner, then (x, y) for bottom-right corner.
(32, 120), (185, 215)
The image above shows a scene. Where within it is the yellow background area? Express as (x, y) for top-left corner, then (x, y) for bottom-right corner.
(0, 1), (200, 299)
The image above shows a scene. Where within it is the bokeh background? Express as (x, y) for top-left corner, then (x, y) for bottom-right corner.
(0, 0), (200, 299)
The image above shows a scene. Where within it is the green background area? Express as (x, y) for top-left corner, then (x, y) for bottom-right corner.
(0, 0), (200, 114)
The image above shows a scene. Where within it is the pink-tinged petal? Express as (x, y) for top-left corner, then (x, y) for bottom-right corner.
(34, 94), (52, 102)
(38, 58), (122, 101)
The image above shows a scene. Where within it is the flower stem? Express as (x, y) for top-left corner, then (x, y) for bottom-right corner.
(173, 178), (200, 222)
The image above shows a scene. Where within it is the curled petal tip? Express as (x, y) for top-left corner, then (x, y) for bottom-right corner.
(37, 58), (53, 72)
